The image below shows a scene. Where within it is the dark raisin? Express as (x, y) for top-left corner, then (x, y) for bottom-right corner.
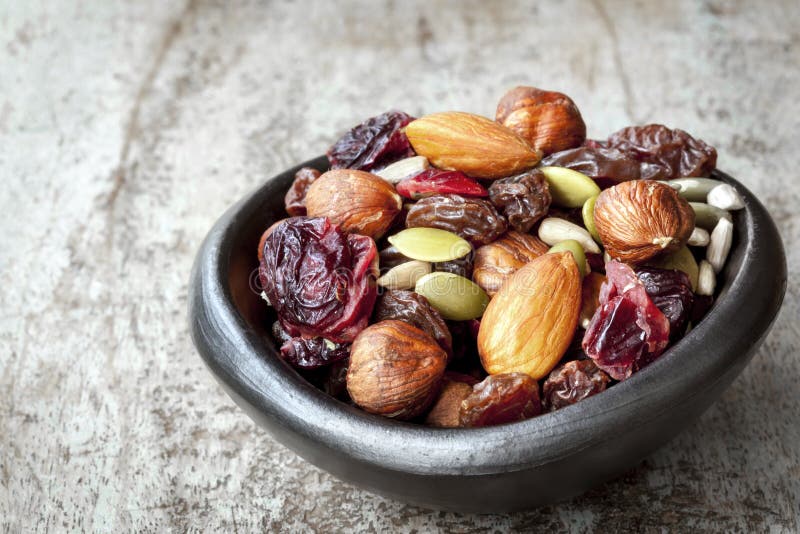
(327, 111), (415, 171)
(636, 266), (694, 341)
(690, 294), (714, 325)
(372, 290), (452, 356)
(459, 373), (541, 428)
(259, 217), (377, 343)
(488, 169), (551, 233)
(280, 337), (350, 370)
(378, 245), (412, 274)
(406, 194), (507, 246)
(542, 360), (610, 412)
(582, 261), (670, 380)
(434, 249), (474, 279)
(284, 167), (321, 216)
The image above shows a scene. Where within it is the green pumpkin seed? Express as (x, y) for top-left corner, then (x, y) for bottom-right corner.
(663, 178), (726, 201)
(582, 194), (601, 242)
(387, 228), (471, 263)
(647, 245), (699, 291)
(539, 166), (601, 208)
(414, 272), (489, 320)
(690, 202), (732, 230)
(548, 240), (588, 277)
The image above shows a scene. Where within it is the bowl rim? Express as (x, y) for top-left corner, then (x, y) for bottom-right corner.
(189, 159), (787, 477)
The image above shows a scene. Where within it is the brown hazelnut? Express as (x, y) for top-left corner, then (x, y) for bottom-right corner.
(305, 169), (402, 239)
(594, 180), (695, 264)
(495, 86), (586, 156)
(424, 378), (474, 428)
(472, 231), (549, 296)
(346, 320), (447, 419)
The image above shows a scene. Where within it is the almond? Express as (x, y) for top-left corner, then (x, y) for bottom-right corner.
(472, 231), (549, 296)
(478, 252), (581, 379)
(305, 169), (402, 239)
(405, 111), (542, 179)
(594, 180), (695, 264)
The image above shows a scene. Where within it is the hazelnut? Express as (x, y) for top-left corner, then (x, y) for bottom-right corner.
(594, 180), (695, 264)
(346, 320), (447, 419)
(472, 231), (549, 296)
(424, 376), (475, 428)
(495, 86), (586, 156)
(305, 169), (402, 239)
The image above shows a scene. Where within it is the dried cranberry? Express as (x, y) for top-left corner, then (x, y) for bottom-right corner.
(542, 360), (610, 412)
(690, 294), (714, 325)
(327, 111), (415, 171)
(396, 170), (488, 200)
(636, 266), (694, 341)
(280, 337), (350, 370)
(284, 167), (321, 216)
(259, 217), (377, 343)
(582, 261), (670, 380)
(459, 373), (541, 428)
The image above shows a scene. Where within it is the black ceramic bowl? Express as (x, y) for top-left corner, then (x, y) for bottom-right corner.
(189, 157), (786, 512)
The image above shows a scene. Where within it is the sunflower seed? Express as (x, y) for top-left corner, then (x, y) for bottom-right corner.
(707, 183), (745, 211)
(538, 217), (601, 254)
(687, 226), (710, 247)
(664, 178), (726, 201)
(374, 156), (429, 183)
(376, 260), (432, 290)
(707, 218), (733, 273)
(697, 260), (716, 296)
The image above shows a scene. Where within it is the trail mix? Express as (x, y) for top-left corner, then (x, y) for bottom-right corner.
(257, 86), (742, 427)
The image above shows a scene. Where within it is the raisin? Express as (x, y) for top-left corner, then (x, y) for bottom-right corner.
(406, 194), (507, 246)
(327, 111), (416, 171)
(690, 294), (714, 325)
(542, 360), (610, 412)
(488, 169), (551, 233)
(636, 266), (694, 341)
(284, 167), (321, 216)
(378, 245), (411, 274)
(396, 169), (488, 200)
(260, 217), (377, 343)
(372, 290), (452, 356)
(459, 373), (541, 428)
(434, 249), (474, 279)
(280, 337), (350, 370)
(582, 261), (670, 380)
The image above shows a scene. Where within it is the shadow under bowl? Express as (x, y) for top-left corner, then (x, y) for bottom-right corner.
(188, 158), (786, 512)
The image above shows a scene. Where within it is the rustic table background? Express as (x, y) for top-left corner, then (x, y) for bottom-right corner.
(2, 1), (798, 531)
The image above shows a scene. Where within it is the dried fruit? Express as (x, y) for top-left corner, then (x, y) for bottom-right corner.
(487, 169), (551, 233)
(405, 111), (542, 179)
(478, 252), (581, 379)
(327, 110), (415, 171)
(305, 169), (402, 239)
(459, 373), (542, 427)
(541, 145), (656, 186)
(636, 266), (694, 341)
(538, 166), (601, 208)
(415, 272), (489, 321)
(579, 272), (606, 329)
(425, 379), (474, 428)
(582, 261), (670, 380)
(284, 167), (321, 216)
(594, 180), (695, 263)
(542, 359), (610, 412)
(538, 217), (601, 254)
(495, 86), (586, 156)
(647, 245), (699, 291)
(707, 217), (733, 273)
(434, 250), (474, 279)
(406, 194), (507, 246)
(280, 337), (350, 370)
(374, 156), (429, 183)
(376, 260), (431, 290)
(582, 194), (601, 242)
(396, 169), (488, 200)
(378, 245), (411, 273)
(260, 217), (377, 343)
(548, 240), (588, 277)
(472, 231), (549, 296)
(373, 290), (453, 356)
(347, 320), (447, 419)
(387, 227), (471, 263)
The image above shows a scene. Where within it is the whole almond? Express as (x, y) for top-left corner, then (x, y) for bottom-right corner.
(478, 252), (581, 379)
(472, 231), (549, 296)
(405, 111), (542, 179)
(305, 169), (402, 239)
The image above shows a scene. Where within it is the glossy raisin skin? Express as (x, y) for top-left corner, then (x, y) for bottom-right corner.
(459, 373), (541, 428)
(260, 217), (377, 343)
(372, 290), (452, 357)
(406, 194), (507, 246)
(636, 266), (694, 341)
(582, 261), (670, 380)
(542, 360), (610, 412)
(434, 250), (474, 279)
(488, 169), (551, 233)
(327, 111), (415, 171)
(284, 167), (321, 216)
(280, 337), (350, 369)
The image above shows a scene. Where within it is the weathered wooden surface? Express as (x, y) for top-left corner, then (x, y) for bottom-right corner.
(1, 1), (798, 531)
